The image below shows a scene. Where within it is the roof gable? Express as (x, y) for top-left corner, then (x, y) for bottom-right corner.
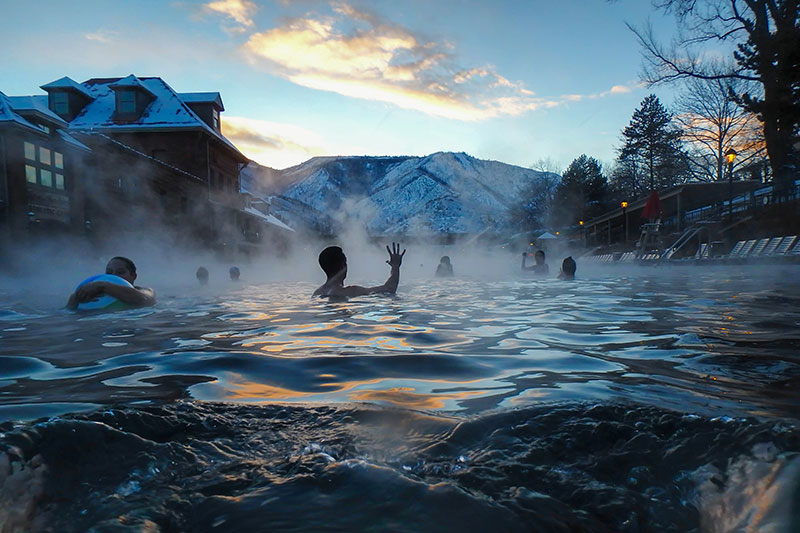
(40, 76), (94, 99)
(0, 91), (89, 150)
(8, 95), (68, 128)
(109, 74), (156, 98)
(178, 92), (224, 110)
(0, 91), (41, 133)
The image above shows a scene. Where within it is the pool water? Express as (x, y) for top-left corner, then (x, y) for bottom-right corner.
(1, 265), (799, 531)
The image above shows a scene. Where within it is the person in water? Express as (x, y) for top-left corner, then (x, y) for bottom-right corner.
(196, 266), (209, 286)
(67, 256), (156, 309)
(229, 266), (240, 281)
(435, 256), (453, 277)
(521, 250), (549, 274)
(558, 256), (576, 280)
(313, 242), (405, 297)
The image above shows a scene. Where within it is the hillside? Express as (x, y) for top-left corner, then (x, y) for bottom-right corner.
(241, 152), (558, 237)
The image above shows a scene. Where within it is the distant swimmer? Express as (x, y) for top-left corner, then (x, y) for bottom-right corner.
(558, 256), (576, 280)
(196, 266), (209, 286)
(67, 256), (156, 309)
(229, 266), (240, 281)
(313, 242), (405, 297)
(435, 256), (454, 277)
(522, 250), (549, 275)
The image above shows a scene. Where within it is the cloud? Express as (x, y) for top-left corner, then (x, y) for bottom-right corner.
(608, 84), (632, 95)
(222, 115), (334, 169)
(560, 83), (638, 103)
(241, 2), (555, 121)
(204, 0), (257, 28)
(85, 30), (117, 43)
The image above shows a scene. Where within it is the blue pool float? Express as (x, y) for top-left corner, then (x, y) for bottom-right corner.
(75, 274), (134, 311)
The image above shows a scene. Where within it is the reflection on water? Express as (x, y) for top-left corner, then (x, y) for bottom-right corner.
(2, 266), (800, 532)
(1, 267), (800, 420)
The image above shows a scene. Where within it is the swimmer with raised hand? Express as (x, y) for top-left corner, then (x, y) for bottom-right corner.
(67, 256), (156, 309)
(313, 242), (406, 297)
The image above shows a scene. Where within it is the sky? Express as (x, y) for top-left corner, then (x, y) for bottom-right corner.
(0, 0), (680, 171)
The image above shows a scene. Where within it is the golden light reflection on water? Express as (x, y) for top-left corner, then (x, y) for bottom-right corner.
(224, 373), (488, 408)
(234, 321), (450, 353)
(350, 387), (486, 409)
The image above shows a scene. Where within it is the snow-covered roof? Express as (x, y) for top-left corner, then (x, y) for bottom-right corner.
(40, 76), (94, 99)
(109, 74), (156, 98)
(537, 231), (558, 239)
(7, 95), (68, 127)
(57, 129), (90, 152)
(243, 206), (295, 232)
(178, 92), (224, 110)
(1, 92), (91, 150)
(0, 92), (42, 134)
(67, 76), (245, 159)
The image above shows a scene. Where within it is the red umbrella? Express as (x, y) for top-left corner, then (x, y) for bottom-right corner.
(641, 190), (663, 219)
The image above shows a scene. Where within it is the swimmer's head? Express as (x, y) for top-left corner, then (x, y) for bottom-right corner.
(106, 256), (137, 284)
(196, 266), (209, 285)
(319, 246), (347, 280)
(534, 250), (545, 264)
(561, 256), (576, 278)
(229, 266), (240, 281)
(439, 256), (451, 265)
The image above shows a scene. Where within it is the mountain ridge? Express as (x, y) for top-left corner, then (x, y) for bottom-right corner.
(240, 152), (558, 236)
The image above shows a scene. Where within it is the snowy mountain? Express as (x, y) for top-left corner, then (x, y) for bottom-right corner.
(241, 152), (558, 237)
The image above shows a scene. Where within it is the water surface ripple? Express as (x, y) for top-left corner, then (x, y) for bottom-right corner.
(1, 267), (799, 531)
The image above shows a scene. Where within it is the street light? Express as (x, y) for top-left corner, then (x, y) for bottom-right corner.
(725, 148), (737, 223)
(621, 201), (629, 243)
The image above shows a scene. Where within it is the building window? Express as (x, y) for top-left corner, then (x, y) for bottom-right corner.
(52, 92), (69, 115)
(54, 152), (64, 169)
(25, 165), (37, 184)
(39, 147), (51, 165)
(212, 109), (219, 130)
(40, 169), (53, 187)
(24, 142), (36, 160)
(119, 91), (136, 114)
(55, 173), (65, 190)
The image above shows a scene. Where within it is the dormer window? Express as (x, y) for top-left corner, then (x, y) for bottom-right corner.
(52, 92), (69, 115)
(41, 76), (94, 121)
(212, 108), (219, 131)
(109, 76), (155, 121)
(118, 90), (136, 114)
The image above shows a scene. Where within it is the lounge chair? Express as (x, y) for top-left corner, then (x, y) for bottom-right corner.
(738, 239), (757, 256)
(787, 238), (800, 256)
(774, 236), (797, 255)
(749, 238), (770, 256)
(761, 237), (783, 256)
(727, 240), (746, 257)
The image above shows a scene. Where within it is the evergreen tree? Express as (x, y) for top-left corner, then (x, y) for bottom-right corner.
(551, 155), (607, 227)
(615, 94), (686, 196)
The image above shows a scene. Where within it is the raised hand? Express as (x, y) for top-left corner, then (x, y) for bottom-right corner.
(386, 242), (406, 268)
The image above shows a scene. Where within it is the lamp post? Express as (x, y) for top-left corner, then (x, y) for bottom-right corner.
(579, 220), (584, 247)
(725, 148), (737, 224)
(621, 201), (628, 243)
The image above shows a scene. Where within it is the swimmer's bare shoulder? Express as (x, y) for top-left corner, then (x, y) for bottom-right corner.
(313, 283), (371, 297)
